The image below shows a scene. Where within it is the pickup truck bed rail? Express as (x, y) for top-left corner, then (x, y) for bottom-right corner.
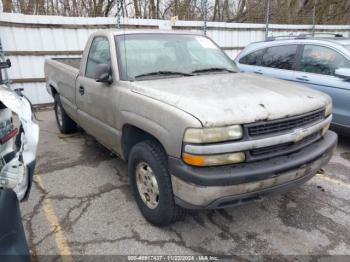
(52, 58), (81, 70)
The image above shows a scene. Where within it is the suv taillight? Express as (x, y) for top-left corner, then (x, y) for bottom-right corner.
(0, 120), (17, 144)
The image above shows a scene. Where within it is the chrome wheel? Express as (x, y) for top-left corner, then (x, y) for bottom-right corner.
(135, 162), (160, 209)
(56, 104), (63, 128)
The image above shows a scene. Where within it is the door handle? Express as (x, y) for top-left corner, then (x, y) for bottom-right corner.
(79, 86), (85, 95)
(254, 70), (263, 75)
(296, 76), (310, 82)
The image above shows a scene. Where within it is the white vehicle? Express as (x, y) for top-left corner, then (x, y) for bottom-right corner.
(0, 86), (39, 201)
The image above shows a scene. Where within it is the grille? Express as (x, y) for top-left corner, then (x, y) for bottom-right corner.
(248, 132), (320, 161)
(247, 109), (325, 137)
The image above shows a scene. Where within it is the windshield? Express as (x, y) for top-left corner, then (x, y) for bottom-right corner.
(115, 34), (237, 80)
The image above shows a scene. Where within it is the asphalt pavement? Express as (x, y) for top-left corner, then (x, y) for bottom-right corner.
(21, 110), (350, 260)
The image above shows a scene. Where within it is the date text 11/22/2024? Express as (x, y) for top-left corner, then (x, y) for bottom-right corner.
(127, 255), (219, 261)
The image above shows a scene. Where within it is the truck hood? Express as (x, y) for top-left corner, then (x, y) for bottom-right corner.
(130, 73), (330, 127)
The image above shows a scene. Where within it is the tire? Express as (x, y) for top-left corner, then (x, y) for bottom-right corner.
(128, 140), (186, 226)
(54, 94), (77, 134)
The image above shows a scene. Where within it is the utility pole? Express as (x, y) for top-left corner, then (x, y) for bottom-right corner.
(265, 0), (270, 40)
(312, 0), (317, 36)
(116, 0), (122, 29)
(203, 0), (208, 36)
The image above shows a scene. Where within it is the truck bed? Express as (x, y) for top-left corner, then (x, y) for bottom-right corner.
(44, 57), (81, 112)
(51, 57), (81, 70)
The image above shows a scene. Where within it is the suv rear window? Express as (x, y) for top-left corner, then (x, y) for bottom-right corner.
(239, 49), (265, 66)
(261, 45), (298, 70)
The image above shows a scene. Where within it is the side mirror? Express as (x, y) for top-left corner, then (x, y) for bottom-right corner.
(335, 68), (350, 80)
(95, 64), (112, 84)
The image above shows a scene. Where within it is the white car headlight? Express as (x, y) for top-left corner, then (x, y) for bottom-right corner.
(184, 125), (243, 144)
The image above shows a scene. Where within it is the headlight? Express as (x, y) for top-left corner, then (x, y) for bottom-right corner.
(325, 102), (332, 117)
(182, 152), (246, 167)
(184, 125), (243, 144)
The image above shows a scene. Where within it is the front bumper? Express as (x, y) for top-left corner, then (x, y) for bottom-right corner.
(169, 131), (337, 209)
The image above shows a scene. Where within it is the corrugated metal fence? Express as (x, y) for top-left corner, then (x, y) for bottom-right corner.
(1, 13), (350, 105)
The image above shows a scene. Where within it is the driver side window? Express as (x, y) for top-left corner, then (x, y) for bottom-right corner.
(85, 37), (111, 79)
(299, 45), (350, 76)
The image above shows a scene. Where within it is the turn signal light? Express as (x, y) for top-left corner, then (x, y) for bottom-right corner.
(182, 152), (245, 167)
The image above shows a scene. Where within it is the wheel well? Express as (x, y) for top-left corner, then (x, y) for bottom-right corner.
(50, 84), (58, 96)
(122, 125), (164, 161)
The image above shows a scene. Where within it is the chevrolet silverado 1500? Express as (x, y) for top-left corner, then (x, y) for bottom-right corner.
(44, 30), (337, 226)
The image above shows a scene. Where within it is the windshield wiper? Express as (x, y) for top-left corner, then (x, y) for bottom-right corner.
(192, 67), (236, 74)
(134, 71), (194, 79)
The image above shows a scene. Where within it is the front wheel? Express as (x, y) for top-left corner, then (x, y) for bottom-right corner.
(128, 140), (185, 226)
(54, 94), (77, 134)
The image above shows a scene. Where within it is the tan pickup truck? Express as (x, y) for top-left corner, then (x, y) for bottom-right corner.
(45, 30), (337, 226)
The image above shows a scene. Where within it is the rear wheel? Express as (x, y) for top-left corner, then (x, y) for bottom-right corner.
(54, 94), (77, 134)
(128, 140), (186, 226)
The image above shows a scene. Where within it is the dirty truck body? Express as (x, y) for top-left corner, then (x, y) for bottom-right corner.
(45, 30), (337, 226)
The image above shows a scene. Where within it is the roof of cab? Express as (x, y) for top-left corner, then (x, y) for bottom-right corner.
(91, 29), (200, 37)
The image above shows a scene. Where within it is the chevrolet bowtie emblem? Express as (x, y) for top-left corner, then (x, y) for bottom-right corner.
(294, 128), (307, 142)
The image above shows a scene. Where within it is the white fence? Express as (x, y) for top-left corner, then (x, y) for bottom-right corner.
(1, 13), (350, 105)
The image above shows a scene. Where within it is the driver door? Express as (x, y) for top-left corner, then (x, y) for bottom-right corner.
(76, 36), (119, 150)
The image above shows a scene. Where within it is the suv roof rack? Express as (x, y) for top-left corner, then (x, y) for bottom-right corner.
(266, 33), (344, 41)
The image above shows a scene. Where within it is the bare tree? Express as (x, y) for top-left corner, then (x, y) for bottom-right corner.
(1, 0), (349, 24)
(133, 0), (140, 17)
(2, 0), (12, 12)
